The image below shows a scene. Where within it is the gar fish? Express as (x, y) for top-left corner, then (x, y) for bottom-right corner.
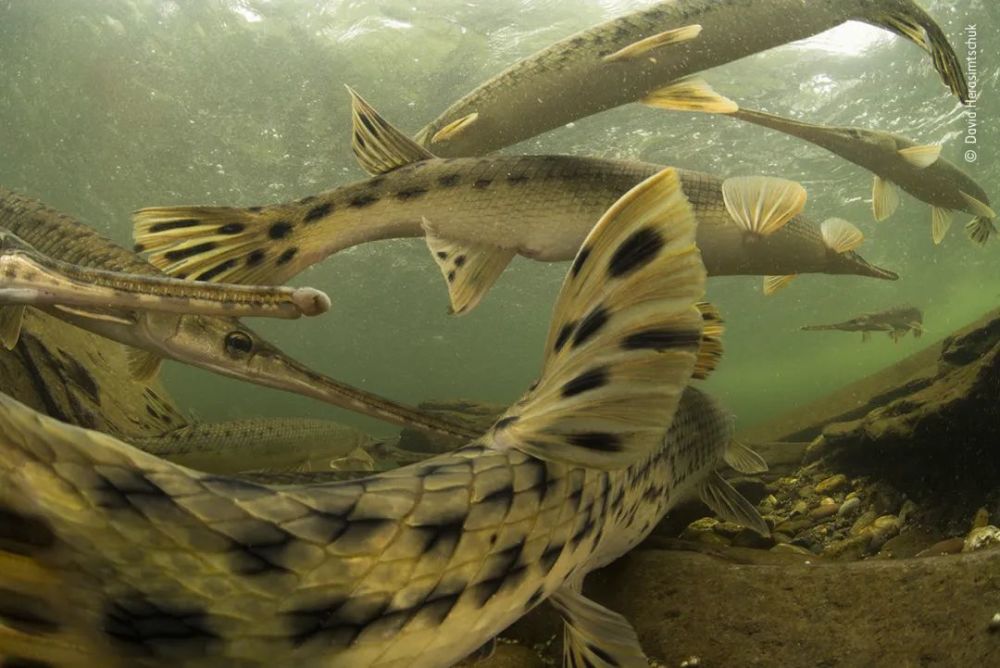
(0, 228), (330, 350)
(0, 187), (476, 440)
(133, 90), (897, 314)
(724, 108), (997, 245)
(0, 168), (768, 668)
(126, 417), (378, 475)
(411, 0), (968, 157)
(801, 305), (924, 342)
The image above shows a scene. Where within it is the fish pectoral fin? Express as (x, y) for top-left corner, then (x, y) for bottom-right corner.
(126, 348), (163, 381)
(931, 207), (953, 245)
(52, 304), (135, 325)
(0, 304), (26, 350)
(724, 439), (769, 474)
(430, 112), (479, 144)
(722, 176), (807, 238)
(910, 321), (925, 338)
(641, 76), (739, 113)
(699, 470), (770, 536)
(897, 143), (941, 168)
(346, 86), (436, 175)
(133, 206), (296, 284)
(550, 583), (648, 668)
(692, 301), (724, 380)
(965, 217), (997, 246)
(821, 218), (864, 254)
(872, 176), (900, 222)
(422, 219), (516, 316)
(762, 275), (796, 296)
(602, 24), (702, 62)
(486, 168), (706, 470)
(958, 191), (997, 219)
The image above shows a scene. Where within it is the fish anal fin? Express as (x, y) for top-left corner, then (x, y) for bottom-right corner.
(693, 301), (723, 380)
(126, 348), (163, 381)
(422, 219), (516, 315)
(897, 143), (941, 168)
(958, 191), (996, 219)
(931, 207), (953, 245)
(965, 217), (996, 246)
(763, 275), (796, 296)
(550, 583), (648, 668)
(722, 176), (807, 238)
(0, 304), (26, 350)
(821, 218), (864, 254)
(699, 470), (769, 536)
(488, 168), (705, 470)
(346, 86), (436, 176)
(430, 112), (479, 144)
(872, 176), (900, 222)
(641, 76), (738, 113)
(602, 24), (702, 62)
(724, 439), (768, 474)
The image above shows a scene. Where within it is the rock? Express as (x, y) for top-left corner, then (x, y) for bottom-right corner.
(791, 500), (809, 516)
(814, 473), (849, 495)
(991, 613), (1000, 633)
(681, 518), (730, 546)
(771, 543), (813, 556)
(730, 477), (768, 506)
(851, 509), (878, 536)
(731, 527), (775, 549)
(774, 517), (813, 536)
(838, 497), (862, 517)
(963, 525), (1000, 553)
(916, 537), (965, 558)
(809, 503), (838, 521)
(972, 507), (990, 529)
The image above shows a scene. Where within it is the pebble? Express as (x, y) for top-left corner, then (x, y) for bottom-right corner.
(771, 542), (813, 556)
(838, 496), (862, 517)
(775, 517), (813, 535)
(680, 657), (701, 667)
(962, 525), (1000, 553)
(814, 474), (848, 495)
(916, 537), (965, 558)
(809, 503), (838, 520)
(972, 507), (990, 529)
(990, 613), (1000, 633)
(897, 500), (918, 525)
(851, 509), (878, 536)
(791, 500), (809, 516)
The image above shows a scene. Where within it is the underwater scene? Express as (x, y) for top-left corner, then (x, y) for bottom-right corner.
(0, 0), (997, 666)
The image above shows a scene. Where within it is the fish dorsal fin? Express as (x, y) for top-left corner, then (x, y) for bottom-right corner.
(763, 275), (796, 296)
(603, 24), (702, 62)
(488, 168), (705, 470)
(872, 175), (900, 222)
(965, 217), (997, 246)
(422, 218), (516, 315)
(430, 112), (479, 144)
(958, 191), (996, 219)
(641, 76), (739, 113)
(821, 218), (864, 254)
(724, 439), (769, 474)
(931, 207), (953, 245)
(897, 143), (941, 168)
(550, 583), (648, 668)
(346, 86), (436, 176)
(126, 347), (163, 381)
(699, 470), (769, 536)
(722, 176), (807, 237)
(693, 301), (723, 381)
(0, 304), (26, 350)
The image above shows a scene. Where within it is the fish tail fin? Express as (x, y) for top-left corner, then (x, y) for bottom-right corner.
(965, 217), (997, 246)
(133, 204), (315, 284)
(863, 0), (968, 102)
(488, 168), (707, 470)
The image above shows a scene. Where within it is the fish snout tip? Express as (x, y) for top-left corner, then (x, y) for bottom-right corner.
(293, 287), (332, 316)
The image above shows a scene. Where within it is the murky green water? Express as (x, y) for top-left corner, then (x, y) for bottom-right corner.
(0, 0), (996, 437)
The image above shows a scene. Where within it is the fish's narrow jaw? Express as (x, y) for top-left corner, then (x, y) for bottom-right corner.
(840, 251), (899, 281)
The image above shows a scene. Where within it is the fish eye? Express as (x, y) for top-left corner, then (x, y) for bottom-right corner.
(224, 331), (254, 357)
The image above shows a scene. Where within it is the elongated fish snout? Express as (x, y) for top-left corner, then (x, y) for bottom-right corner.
(840, 250), (899, 281)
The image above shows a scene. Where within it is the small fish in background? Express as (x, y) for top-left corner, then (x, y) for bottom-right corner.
(131, 88), (898, 315)
(801, 306), (925, 343)
(410, 0), (968, 157)
(0, 169), (768, 668)
(721, 108), (996, 245)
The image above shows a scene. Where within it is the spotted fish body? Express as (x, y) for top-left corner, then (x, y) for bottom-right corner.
(801, 305), (924, 341)
(413, 0), (967, 156)
(134, 156), (897, 294)
(0, 188), (476, 440)
(127, 418), (378, 475)
(1, 169), (762, 667)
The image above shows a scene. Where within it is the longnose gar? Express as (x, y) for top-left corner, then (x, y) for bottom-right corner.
(725, 108), (996, 245)
(0, 188), (476, 440)
(802, 305), (924, 342)
(0, 169), (768, 667)
(127, 417), (377, 475)
(412, 0), (967, 156)
(133, 91), (897, 314)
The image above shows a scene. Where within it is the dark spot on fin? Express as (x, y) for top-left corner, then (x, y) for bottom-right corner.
(572, 306), (609, 348)
(608, 227), (664, 277)
(164, 242), (216, 262)
(304, 202), (332, 223)
(571, 247), (591, 278)
(561, 367), (609, 398)
(269, 221), (293, 240)
(196, 259), (237, 281)
(277, 248), (298, 266)
(246, 250), (266, 266)
(622, 328), (701, 351)
(567, 432), (622, 452)
(149, 219), (199, 233)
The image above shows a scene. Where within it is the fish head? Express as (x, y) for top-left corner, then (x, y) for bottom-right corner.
(825, 247), (899, 281)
